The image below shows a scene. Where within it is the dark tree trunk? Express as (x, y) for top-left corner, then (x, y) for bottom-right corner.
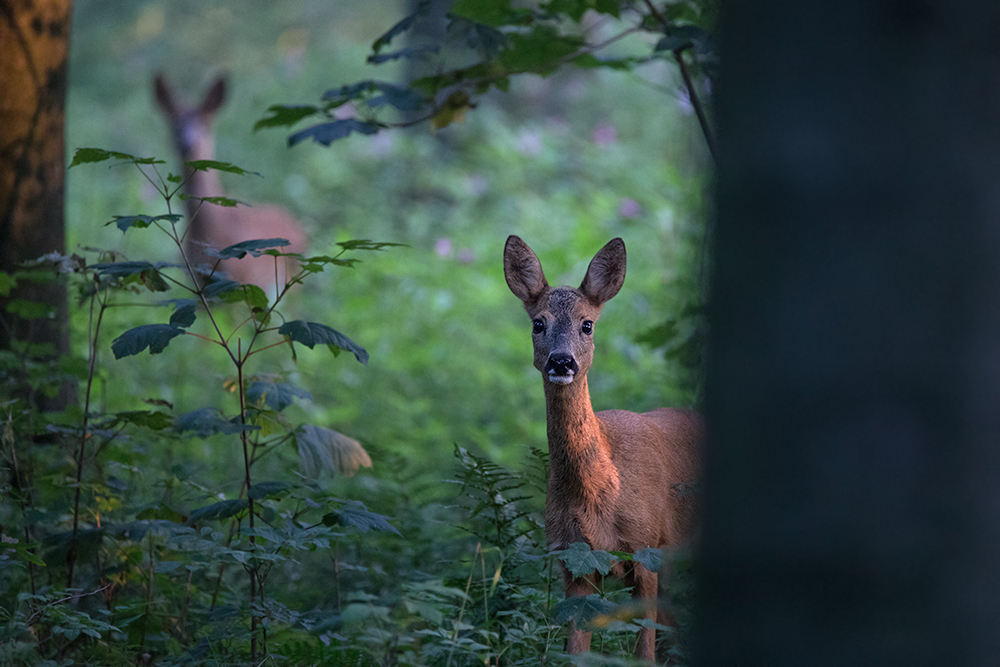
(697, 1), (1000, 665)
(0, 0), (74, 409)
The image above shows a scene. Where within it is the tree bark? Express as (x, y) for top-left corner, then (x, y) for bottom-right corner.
(697, 1), (1000, 665)
(0, 0), (74, 409)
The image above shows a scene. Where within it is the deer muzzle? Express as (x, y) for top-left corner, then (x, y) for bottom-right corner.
(545, 353), (578, 385)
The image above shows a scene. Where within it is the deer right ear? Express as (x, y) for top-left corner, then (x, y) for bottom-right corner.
(201, 76), (227, 115)
(504, 235), (548, 306)
(153, 73), (175, 115)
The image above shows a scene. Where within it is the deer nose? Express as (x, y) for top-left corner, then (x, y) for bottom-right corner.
(546, 354), (578, 379)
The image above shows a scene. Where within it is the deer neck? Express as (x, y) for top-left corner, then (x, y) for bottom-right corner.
(544, 375), (620, 507)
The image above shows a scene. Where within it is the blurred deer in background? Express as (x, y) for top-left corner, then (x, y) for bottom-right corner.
(153, 74), (307, 296)
(504, 235), (703, 663)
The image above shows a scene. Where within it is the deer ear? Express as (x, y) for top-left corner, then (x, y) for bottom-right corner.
(504, 235), (549, 306)
(201, 76), (227, 115)
(153, 73), (175, 115)
(580, 238), (626, 306)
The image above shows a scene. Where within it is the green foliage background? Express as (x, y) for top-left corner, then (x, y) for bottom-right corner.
(2, 0), (711, 664)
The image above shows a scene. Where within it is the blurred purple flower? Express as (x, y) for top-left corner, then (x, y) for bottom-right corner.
(619, 197), (643, 218)
(592, 121), (617, 146)
(435, 238), (452, 257)
(458, 248), (476, 263)
(516, 128), (543, 156)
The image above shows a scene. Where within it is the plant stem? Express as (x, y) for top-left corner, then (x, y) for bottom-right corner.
(236, 338), (259, 664)
(67, 285), (107, 587)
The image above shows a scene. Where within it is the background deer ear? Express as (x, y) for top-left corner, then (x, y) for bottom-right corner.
(504, 235), (548, 306)
(201, 76), (228, 115)
(580, 238), (626, 306)
(153, 73), (175, 115)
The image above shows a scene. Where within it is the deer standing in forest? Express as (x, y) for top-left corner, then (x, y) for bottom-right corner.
(504, 236), (703, 663)
(154, 74), (307, 296)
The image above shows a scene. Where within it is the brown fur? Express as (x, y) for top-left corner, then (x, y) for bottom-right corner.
(153, 74), (307, 296)
(504, 235), (703, 662)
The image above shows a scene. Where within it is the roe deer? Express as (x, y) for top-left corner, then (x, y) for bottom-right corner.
(153, 74), (307, 296)
(504, 235), (702, 663)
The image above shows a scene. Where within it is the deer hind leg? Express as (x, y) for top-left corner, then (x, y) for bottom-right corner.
(564, 572), (600, 654)
(627, 564), (659, 663)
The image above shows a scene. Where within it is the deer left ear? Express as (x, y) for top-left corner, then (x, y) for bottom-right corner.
(580, 238), (626, 306)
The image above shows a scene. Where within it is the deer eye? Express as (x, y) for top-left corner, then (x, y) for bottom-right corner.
(532, 320), (545, 334)
(582, 321), (594, 335)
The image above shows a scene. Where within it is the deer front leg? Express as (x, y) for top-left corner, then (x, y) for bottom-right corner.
(629, 565), (659, 663)
(564, 572), (598, 654)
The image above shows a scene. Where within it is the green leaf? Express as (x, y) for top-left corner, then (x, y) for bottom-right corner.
(294, 424), (372, 476)
(111, 324), (186, 358)
(323, 499), (400, 535)
(173, 407), (260, 437)
(169, 301), (197, 328)
(69, 147), (164, 168)
(371, 0), (432, 52)
(368, 83), (428, 112)
(450, 0), (530, 27)
(201, 278), (241, 299)
(188, 499), (248, 523)
(556, 542), (619, 577)
(248, 481), (291, 500)
(135, 503), (185, 523)
(5, 299), (54, 319)
(106, 214), (183, 232)
(500, 26), (583, 74)
(278, 321), (368, 364)
(254, 104), (320, 131)
(633, 547), (665, 573)
(336, 239), (408, 252)
(184, 159), (259, 177)
(111, 410), (174, 430)
(246, 380), (313, 411)
(551, 594), (618, 626)
(288, 119), (380, 147)
(212, 238), (294, 259)
(89, 260), (157, 277)
(0, 270), (15, 297)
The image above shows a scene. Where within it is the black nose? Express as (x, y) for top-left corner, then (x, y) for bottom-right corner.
(546, 354), (578, 377)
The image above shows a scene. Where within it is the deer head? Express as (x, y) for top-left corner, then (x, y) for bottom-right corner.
(504, 235), (626, 386)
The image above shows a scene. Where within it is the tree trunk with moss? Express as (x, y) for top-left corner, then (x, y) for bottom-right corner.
(0, 0), (74, 409)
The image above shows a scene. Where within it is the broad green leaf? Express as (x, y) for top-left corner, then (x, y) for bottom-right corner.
(187, 499), (248, 523)
(254, 104), (319, 131)
(5, 299), (54, 319)
(447, 18), (508, 60)
(173, 407), (259, 437)
(111, 410), (174, 430)
(135, 503), (185, 523)
(551, 594), (618, 626)
(111, 324), (186, 358)
(89, 261), (157, 277)
(169, 301), (197, 328)
(246, 380), (313, 411)
(288, 119), (380, 147)
(279, 321), (368, 364)
(451, 0), (530, 27)
(248, 481), (291, 500)
(500, 27), (583, 75)
(336, 239), (408, 252)
(184, 159), (259, 177)
(323, 499), (400, 535)
(371, 0), (432, 52)
(212, 238), (293, 259)
(69, 147), (163, 167)
(0, 270), (14, 297)
(633, 547), (665, 572)
(368, 83), (428, 112)
(556, 542), (619, 577)
(295, 424), (372, 477)
(106, 214), (182, 232)
(202, 278), (241, 299)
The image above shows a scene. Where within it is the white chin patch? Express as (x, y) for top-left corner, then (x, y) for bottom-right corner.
(548, 373), (574, 385)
